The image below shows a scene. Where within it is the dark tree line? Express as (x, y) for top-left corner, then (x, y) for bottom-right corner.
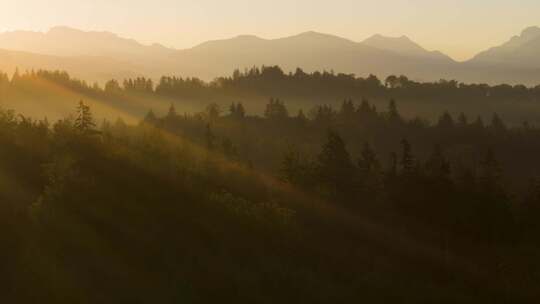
(2, 66), (540, 124)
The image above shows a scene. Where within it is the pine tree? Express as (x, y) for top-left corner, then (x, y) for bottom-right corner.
(206, 103), (221, 121)
(357, 142), (382, 198)
(167, 104), (177, 118)
(281, 145), (314, 188)
(317, 130), (355, 201)
(400, 139), (414, 175)
(296, 110), (307, 125)
(236, 103), (246, 119)
(11, 68), (20, 86)
(74, 100), (95, 133)
(205, 123), (216, 151)
(339, 99), (356, 123)
(478, 148), (502, 193)
(264, 98), (289, 120)
(387, 99), (401, 123)
(491, 113), (507, 134)
(358, 142), (380, 174)
(221, 138), (237, 160)
(438, 111), (455, 129)
(425, 145), (450, 180)
(144, 109), (157, 124)
(457, 112), (468, 127)
(230, 102), (246, 119)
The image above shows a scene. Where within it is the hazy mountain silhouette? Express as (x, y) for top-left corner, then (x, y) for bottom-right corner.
(469, 26), (540, 68)
(362, 34), (453, 61)
(175, 31), (456, 81)
(0, 26), (539, 85)
(0, 26), (175, 59)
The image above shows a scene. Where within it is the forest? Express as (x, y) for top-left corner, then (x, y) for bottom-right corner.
(2, 66), (540, 124)
(2, 67), (540, 301)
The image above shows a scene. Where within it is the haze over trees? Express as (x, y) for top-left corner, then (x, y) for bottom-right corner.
(1, 66), (540, 125)
(2, 24), (540, 303)
(1, 91), (540, 302)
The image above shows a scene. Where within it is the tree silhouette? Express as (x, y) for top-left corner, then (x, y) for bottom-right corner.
(144, 109), (157, 124)
(317, 130), (355, 202)
(74, 100), (95, 133)
(399, 139), (414, 175)
(264, 98), (289, 120)
(205, 123), (216, 151)
(387, 99), (401, 123)
(167, 103), (177, 119)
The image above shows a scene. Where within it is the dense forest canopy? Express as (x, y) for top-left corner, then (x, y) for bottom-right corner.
(2, 66), (540, 302)
(1, 92), (540, 302)
(1, 66), (540, 124)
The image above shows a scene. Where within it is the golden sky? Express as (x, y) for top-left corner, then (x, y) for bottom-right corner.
(1, 0), (539, 61)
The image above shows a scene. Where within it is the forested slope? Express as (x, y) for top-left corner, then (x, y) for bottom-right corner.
(1, 100), (540, 302)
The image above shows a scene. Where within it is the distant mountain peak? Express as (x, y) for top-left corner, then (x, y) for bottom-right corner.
(233, 34), (265, 41)
(279, 31), (356, 48)
(521, 26), (540, 38)
(48, 26), (124, 41)
(470, 25), (540, 66)
(289, 31), (349, 40)
(362, 34), (451, 61)
(364, 34), (414, 44)
(48, 26), (81, 33)
(297, 30), (327, 37)
(0, 26), (175, 59)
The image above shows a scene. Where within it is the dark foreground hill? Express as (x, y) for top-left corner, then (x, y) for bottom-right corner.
(2, 99), (540, 302)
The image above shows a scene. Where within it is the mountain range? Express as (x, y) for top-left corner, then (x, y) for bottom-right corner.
(0, 26), (539, 85)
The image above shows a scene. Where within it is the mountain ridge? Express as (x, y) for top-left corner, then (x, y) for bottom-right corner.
(0, 26), (539, 85)
(469, 26), (540, 67)
(362, 34), (454, 62)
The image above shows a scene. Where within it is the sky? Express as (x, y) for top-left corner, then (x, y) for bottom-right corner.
(1, 0), (539, 61)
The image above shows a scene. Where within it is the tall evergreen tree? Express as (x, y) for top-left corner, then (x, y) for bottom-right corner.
(387, 99), (401, 123)
(317, 130), (355, 202)
(167, 104), (177, 119)
(425, 145), (450, 180)
(144, 109), (157, 124)
(399, 139), (414, 175)
(205, 123), (216, 151)
(74, 101), (95, 133)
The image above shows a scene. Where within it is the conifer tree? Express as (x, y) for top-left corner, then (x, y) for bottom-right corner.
(74, 100), (95, 133)
(205, 123), (216, 151)
(144, 109), (157, 124)
(167, 104), (177, 119)
(491, 113), (507, 134)
(358, 142), (380, 174)
(478, 148), (502, 193)
(339, 99), (356, 123)
(400, 139), (414, 175)
(425, 145), (450, 180)
(296, 110), (307, 125)
(357, 142), (382, 198)
(317, 130), (355, 201)
(457, 112), (468, 127)
(438, 111), (455, 129)
(387, 99), (401, 123)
